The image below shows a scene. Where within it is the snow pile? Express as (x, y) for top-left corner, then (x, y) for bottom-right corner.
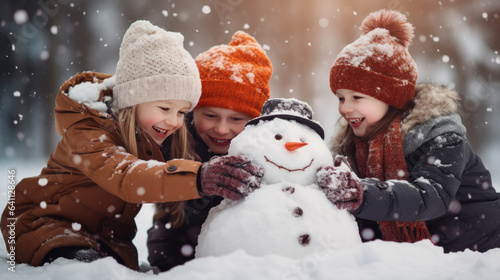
(66, 76), (116, 112)
(196, 181), (361, 258)
(2, 237), (500, 280)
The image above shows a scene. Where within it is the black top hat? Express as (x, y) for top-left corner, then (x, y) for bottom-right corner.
(246, 98), (325, 139)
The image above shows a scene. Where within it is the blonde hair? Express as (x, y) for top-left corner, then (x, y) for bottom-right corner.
(116, 106), (198, 228)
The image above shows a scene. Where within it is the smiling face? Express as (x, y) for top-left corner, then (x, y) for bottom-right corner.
(136, 99), (191, 145)
(335, 89), (389, 137)
(193, 107), (252, 155)
(228, 118), (333, 186)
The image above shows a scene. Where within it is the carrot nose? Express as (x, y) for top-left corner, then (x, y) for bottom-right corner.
(285, 142), (308, 151)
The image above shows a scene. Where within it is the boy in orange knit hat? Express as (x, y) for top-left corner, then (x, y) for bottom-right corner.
(147, 31), (273, 272)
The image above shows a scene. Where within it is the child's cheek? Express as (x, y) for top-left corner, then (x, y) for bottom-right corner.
(194, 119), (211, 135)
(137, 114), (160, 130)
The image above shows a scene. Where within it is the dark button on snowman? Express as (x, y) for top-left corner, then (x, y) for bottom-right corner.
(196, 98), (361, 259)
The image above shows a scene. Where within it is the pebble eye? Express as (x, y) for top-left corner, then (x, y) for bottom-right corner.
(275, 134), (283, 140)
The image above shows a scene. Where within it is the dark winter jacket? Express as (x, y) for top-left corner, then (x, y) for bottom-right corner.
(331, 83), (500, 253)
(147, 112), (223, 271)
(0, 72), (203, 270)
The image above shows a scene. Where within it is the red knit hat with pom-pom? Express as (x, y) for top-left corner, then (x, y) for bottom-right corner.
(330, 9), (418, 110)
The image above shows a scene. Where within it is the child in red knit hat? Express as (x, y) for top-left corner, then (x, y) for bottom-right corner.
(320, 9), (500, 253)
(148, 31), (272, 272)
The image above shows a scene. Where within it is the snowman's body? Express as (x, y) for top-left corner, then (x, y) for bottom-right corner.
(196, 99), (361, 258)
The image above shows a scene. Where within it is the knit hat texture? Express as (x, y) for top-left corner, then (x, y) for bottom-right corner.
(330, 9), (418, 110)
(195, 31), (272, 119)
(113, 20), (201, 110)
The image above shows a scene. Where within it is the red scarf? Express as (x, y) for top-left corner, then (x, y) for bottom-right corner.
(355, 113), (432, 243)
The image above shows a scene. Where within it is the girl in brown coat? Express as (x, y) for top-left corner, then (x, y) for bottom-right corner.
(1, 20), (263, 270)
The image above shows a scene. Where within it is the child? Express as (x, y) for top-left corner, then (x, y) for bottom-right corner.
(0, 21), (263, 270)
(147, 31), (273, 271)
(320, 9), (500, 253)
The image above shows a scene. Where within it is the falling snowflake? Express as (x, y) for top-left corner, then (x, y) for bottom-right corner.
(40, 50), (50, 61)
(137, 187), (146, 196)
(181, 244), (194, 257)
(202, 5), (211, 14)
(50, 25), (58, 35)
(319, 18), (329, 28)
(38, 178), (48, 187)
(361, 228), (375, 241)
(13, 10), (28, 24)
(72, 222), (82, 231)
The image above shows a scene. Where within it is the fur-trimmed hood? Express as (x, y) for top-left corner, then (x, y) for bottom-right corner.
(329, 83), (466, 155)
(402, 83), (461, 138)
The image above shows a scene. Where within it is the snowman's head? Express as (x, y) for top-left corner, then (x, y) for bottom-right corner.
(228, 98), (333, 186)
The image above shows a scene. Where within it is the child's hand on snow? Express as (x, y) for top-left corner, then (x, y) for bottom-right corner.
(200, 155), (264, 200)
(316, 157), (363, 211)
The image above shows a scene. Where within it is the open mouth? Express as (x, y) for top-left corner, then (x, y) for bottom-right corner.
(153, 126), (168, 137)
(209, 136), (231, 146)
(349, 117), (364, 128)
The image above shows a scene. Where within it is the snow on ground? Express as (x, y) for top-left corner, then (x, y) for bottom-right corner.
(1, 159), (500, 280)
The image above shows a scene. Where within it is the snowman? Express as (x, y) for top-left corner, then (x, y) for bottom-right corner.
(196, 98), (361, 259)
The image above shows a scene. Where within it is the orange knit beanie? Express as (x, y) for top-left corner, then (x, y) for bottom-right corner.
(195, 31), (273, 118)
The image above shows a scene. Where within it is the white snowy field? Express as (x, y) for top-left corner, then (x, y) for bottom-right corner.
(1, 159), (500, 280)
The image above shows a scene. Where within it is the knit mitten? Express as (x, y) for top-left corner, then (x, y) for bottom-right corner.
(200, 155), (263, 200)
(317, 157), (363, 211)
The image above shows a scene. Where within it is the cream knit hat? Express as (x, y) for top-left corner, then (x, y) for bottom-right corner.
(113, 20), (201, 110)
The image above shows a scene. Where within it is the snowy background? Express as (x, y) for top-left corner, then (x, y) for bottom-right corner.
(1, 0), (500, 279)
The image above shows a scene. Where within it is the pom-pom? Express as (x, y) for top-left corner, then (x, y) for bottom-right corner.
(229, 31), (259, 47)
(360, 9), (414, 48)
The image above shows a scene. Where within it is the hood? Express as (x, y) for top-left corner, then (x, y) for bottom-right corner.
(402, 83), (466, 155)
(54, 72), (115, 135)
(401, 83), (461, 137)
(329, 83), (464, 154)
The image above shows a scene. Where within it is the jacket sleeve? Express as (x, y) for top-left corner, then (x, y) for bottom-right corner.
(352, 132), (468, 222)
(63, 121), (202, 204)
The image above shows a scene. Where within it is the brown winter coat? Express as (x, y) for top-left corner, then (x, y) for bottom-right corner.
(1, 72), (202, 270)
